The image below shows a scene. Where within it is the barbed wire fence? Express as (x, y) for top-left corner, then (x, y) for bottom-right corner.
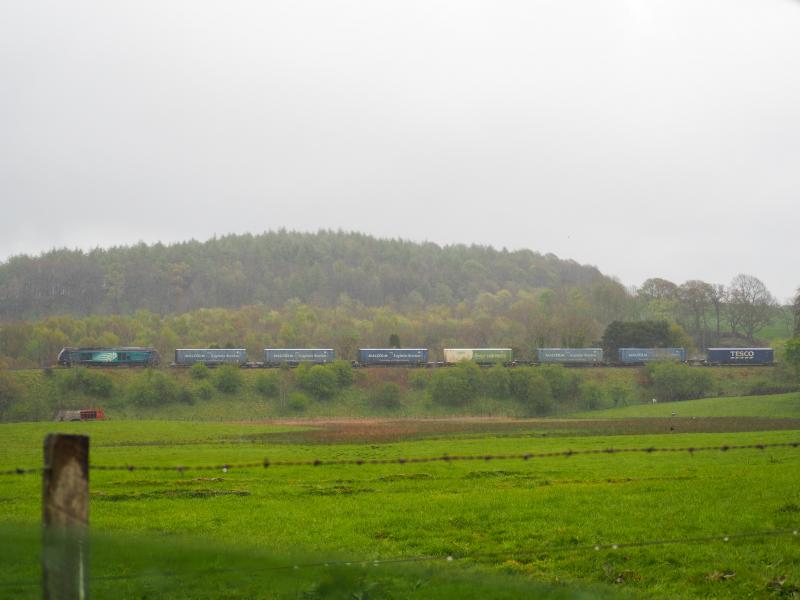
(3, 435), (799, 596)
(2, 440), (798, 476)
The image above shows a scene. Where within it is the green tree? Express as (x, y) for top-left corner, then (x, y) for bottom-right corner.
(784, 338), (800, 380)
(370, 383), (403, 410)
(254, 372), (280, 397)
(538, 365), (580, 403)
(430, 366), (478, 406)
(645, 362), (713, 401)
(213, 365), (244, 394)
(127, 371), (180, 406)
(297, 365), (338, 400)
(330, 361), (354, 388)
(601, 320), (684, 359)
(188, 363), (210, 380)
(578, 381), (605, 410)
(483, 365), (510, 399)
(388, 333), (401, 348)
(0, 372), (23, 415)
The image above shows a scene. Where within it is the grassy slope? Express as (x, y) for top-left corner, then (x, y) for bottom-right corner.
(1, 421), (799, 598)
(570, 392), (800, 419)
(1, 365), (791, 422)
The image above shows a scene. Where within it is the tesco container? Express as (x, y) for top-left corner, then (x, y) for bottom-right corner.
(263, 349), (335, 365)
(618, 348), (686, 364)
(357, 348), (428, 366)
(537, 348), (603, 364)
(706, 348), (773, 365)
(174, 348), (248, 366)
(442, 348), (513, 364)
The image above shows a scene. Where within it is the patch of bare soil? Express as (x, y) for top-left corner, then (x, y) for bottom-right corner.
(238, 416), (800, 445)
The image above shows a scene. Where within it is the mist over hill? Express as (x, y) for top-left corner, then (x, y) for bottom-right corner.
(0, 230), (615, 320)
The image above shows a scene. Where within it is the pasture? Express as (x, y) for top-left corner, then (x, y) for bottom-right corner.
(1, 416), (799, 598)
(571, 392), (800, 419)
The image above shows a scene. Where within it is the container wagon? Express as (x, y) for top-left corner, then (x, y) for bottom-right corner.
(706, 348), (774, 366)
(357, 348), (429, 366)
(263, 349), (335, 366)
(57, 347), (160, 367)
(174, 348), (248, 367)
(537, 348), (603, 365)
(618, 348), (686, 364)
(442, 348), (513, 365)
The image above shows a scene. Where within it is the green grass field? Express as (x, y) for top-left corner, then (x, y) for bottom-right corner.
(570, 392), (800, 419)
(1, 414), (799, 598)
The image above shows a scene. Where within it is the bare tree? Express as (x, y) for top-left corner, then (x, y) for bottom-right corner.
(794, 287), (800, 337)
(726, 274), (777, 343)
(708, 284), (726, 346)
(678, 280), (713, 350)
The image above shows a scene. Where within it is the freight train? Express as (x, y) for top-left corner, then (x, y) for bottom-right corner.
(55, 345), (775, 368)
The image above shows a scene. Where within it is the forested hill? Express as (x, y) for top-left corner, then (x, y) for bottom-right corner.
(0, 230), (614, 320)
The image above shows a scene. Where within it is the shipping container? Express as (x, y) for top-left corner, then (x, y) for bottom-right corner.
(618, 348), (686, 364)
(537, 348), (603, 364)
(263, 349), (335, 365)
(174, 348), (248, 366)
(706, 348), (774, 365)
(442, 348), (513, 364)
(357, 348), (428, 366)
(57, 347), (160, 367)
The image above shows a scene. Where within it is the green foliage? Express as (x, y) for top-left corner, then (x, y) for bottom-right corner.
(429, 364), (480, 406)
(254, 372), (280, 398)
(509, 368), (533, 402)
(522, 372), (554, 416)
(578, 381), (605, 410)
(126, 371), (181, 407)
(645, 361), (713, 401)
(745, 379), (800, 396)
(196, 381), (214, 400)
(0, 372), (23, 414)
(607, 381), (632, 407)
(408, 371), (428, 390)
(297, 365), (338, 400)
(369, 382), (403, 410)
(57, 368), (113, 398)
(330, 361), (354, 388)
(601, 320), (688, 357)
(0, 231), (613, 322)
(286, 391), (310, 412)
(189, 363), (210, 380)
(388, 333), (401, 348)
(483, 365), (510, 399)
(784, 338), (800, 379)
(538, 365), (581, 402)
(213, 365), (244, 394)
(507, 367), (554, 414)
(178, 387), (195, 405)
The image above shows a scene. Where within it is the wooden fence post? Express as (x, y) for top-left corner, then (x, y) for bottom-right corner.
(42, 434), (89, 600)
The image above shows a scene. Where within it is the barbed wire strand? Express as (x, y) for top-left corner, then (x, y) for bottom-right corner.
(1, 526), (797, 589)
(2, 440), (798, 477)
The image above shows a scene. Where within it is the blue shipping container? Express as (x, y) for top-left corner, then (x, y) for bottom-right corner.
(175, 348), (247, 366)
(618, 348), (686, 363)
(358, 348), (428, 365)
(263, 349), (335, 364)
(706, 348), (773, 365)
(537, 348), (603, 364)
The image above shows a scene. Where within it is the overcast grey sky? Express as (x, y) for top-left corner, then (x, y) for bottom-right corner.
(1, 0), (798, 300)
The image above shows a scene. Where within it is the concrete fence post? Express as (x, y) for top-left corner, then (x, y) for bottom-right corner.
(42, 434), (89, 600)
